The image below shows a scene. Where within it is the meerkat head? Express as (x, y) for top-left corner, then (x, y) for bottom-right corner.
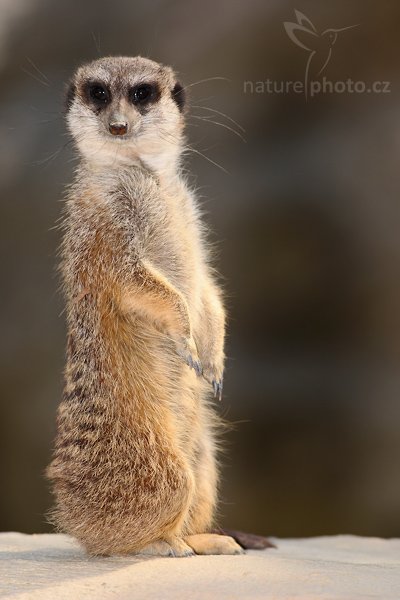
(65, 56), (186, 174)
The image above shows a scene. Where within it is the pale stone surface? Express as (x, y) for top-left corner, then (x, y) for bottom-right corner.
(1, 532), (400, 599)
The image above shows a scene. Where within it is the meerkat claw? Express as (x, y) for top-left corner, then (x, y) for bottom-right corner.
(180, 351), (202, 376)
(189, 358), (203, 376)
(175, 336), (202, 376)
(212, 379), (223, 401)
(193, 360), (203, 376)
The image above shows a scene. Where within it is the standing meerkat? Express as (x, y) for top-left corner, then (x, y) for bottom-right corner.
(46, 56), (243, 557)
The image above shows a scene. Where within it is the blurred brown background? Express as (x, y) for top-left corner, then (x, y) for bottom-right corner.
(1, 0), (399, 538)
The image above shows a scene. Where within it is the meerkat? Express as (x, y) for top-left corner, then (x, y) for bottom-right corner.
(46, 56), (243, 557)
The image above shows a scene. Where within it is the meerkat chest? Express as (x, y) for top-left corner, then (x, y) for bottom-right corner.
(146, 190), (202, 288)
(68, 169), (204, 297)
(116, 173), (203, 292)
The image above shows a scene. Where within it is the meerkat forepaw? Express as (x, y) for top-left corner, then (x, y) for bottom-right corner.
(186, 353), (203, 376)
(202, 365), (224, 400)
(176, 336), (202, 376)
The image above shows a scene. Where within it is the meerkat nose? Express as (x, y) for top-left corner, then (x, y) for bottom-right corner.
(109, 121), (128, 136)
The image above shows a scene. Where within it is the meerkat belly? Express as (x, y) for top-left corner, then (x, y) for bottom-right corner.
(49, 323), (195, 550)
(111, 314), (205, 460)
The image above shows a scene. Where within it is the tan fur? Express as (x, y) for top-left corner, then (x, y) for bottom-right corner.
(46, 56), (241, 556)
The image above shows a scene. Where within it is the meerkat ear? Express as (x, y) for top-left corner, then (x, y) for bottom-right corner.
(171, 82), (186, 112)
(65, 81), (76, 113)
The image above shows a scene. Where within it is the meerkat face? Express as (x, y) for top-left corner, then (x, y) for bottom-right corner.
(66, 56), (186, 173)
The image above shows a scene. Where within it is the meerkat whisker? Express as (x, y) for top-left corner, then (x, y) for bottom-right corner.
(178, 76), (231, 94)
(156, 125), (230, 173)
(191, 104), (245, 133)
(190, 115), (246, 142)
(21, 66), (50, 88)
(184, 144), (230, 174)
(91, 31), (102, 55)
(26, 57), (50, 83)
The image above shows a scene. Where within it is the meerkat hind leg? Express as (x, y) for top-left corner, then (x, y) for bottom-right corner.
(185, 533), (244, 555)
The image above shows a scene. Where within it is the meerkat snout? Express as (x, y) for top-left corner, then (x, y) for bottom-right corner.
(109, 119), (128, 136)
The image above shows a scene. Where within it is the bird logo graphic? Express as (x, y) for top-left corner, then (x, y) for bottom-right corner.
(284, 10), (358, 99)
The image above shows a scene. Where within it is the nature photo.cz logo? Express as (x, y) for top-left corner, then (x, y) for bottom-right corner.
(244, 10), (391, 99)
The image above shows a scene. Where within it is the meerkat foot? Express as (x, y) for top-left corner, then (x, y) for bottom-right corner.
(185, 533), (244, 555)
(138, 538), (195, 558)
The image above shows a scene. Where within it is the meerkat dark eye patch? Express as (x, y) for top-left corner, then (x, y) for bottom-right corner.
(171, 82), (185, 112)
(84, 82), (111, 108)
(129, 83), (160, 108)
(89, 84), (109, 103)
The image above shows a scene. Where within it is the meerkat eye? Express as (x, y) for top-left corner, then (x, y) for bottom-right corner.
(130, 84), (156, 105)
(89, 84), (109, 104)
